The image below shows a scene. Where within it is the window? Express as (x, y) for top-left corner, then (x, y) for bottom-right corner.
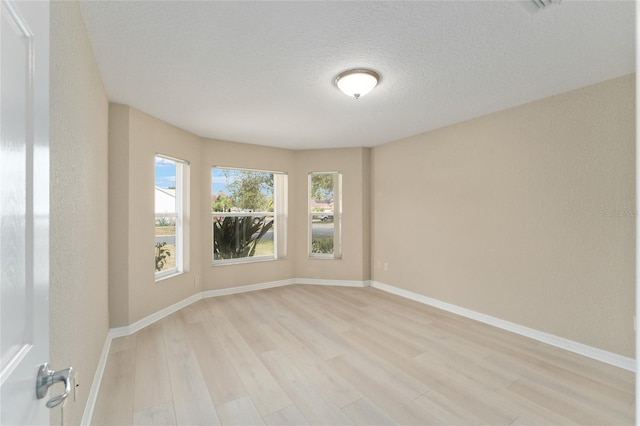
(212, 167), (287, 264)
(309, 172), (342, 259)
(155, 155), (189, 279)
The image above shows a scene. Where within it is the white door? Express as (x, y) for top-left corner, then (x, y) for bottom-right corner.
(0, 0), (52, 424)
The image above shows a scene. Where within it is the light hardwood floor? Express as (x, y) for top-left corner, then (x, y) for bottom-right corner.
(92, 285), (634, 425)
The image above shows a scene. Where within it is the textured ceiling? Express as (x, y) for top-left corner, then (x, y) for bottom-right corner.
(79, 1), (635, 150)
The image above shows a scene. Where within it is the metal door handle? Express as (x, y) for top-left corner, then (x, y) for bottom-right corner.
(36, 363), (74, 408)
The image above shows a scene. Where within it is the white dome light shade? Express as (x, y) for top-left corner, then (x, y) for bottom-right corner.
(335, 69), (379, 99)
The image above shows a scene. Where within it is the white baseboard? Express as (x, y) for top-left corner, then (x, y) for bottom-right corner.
(201, 278), (296, 298)
(296, 278), (368, 287)
(80, 333), (112, 426)
(109, 292), (203, 339)
(370, 280), (635, 372)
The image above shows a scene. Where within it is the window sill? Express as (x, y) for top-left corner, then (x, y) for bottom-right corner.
(308, 255), (342, 260)
(212, 255), (277, 267)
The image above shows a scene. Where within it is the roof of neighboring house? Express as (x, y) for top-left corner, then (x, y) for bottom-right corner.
(155, 186), (176, 213)
(311, 199), (333, 211)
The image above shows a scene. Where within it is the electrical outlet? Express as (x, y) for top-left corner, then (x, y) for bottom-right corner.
(383, 262), (388, 271)
(194, 275), (200, 287)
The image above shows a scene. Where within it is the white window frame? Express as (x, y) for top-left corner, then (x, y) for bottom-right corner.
(211, 166), (287, 265)
(308, 171), (342, 259)
(155, 154), (190, 281)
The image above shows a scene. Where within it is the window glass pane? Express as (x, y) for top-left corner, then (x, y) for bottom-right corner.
(311, 213), (334, 254)
(212, 167), (282, 263)
(155, 154), (189, 277)
(212, 213), (274, 260)
(310, 173), (334, 203)
(212, 168), (273, 212)
(309, 172), (341, 258)
(155, 156), (177, 273)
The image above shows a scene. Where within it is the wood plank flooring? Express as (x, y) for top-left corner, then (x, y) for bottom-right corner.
(92, 285), (634, 425)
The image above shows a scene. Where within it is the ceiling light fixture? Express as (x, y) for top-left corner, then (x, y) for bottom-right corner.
(335, 69), (380, 99)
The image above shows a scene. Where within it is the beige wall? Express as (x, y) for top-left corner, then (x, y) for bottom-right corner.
(109, 105), (203, 326)
(108, 104), (130, 326)
(50, 2), (110, 424)
(371, 75), (635, 357)
(294, 148), (371, 281)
